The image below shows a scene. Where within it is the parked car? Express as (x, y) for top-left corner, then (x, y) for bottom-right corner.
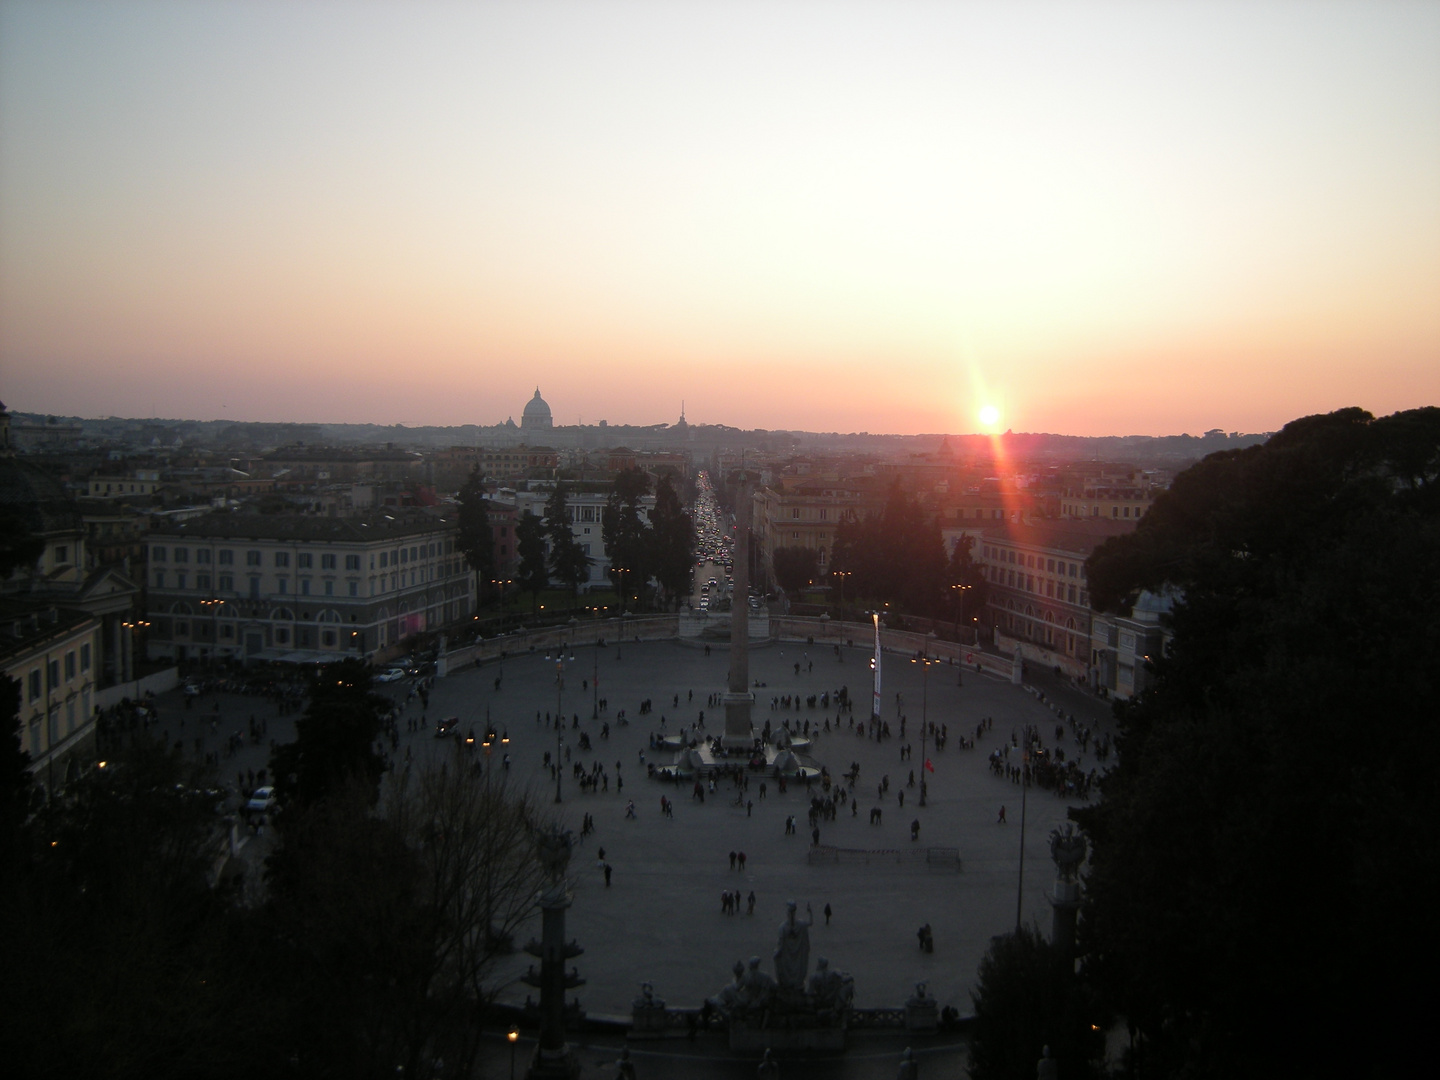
(435, 716), (460, 738)
(375, 668), (407, 683)
(245, 786), (277, 814)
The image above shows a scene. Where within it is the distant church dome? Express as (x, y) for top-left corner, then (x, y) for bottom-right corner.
(521, 388), (553, 430)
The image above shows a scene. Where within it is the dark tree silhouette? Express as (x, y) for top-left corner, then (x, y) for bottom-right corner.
(1074, 406), (1440, 1078)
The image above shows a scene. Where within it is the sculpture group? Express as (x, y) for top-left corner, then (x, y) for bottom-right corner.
(707, 900), (854, 1023)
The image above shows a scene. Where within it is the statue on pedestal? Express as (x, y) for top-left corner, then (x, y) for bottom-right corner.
(773, 901), (814, 991)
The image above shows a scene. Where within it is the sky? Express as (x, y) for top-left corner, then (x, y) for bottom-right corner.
(1, 1), (1437, 437)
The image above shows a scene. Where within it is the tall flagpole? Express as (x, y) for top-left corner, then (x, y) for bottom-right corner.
(871, 611), (882, 721)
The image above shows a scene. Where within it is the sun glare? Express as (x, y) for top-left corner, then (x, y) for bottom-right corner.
(979, 405), (1000, 430)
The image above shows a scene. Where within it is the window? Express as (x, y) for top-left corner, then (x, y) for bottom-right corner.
(65, 651), (76, 679)
(819, 508), (827, 520)
(1046, 559), (1055, 572)
(246, 550), (261, 566)
(348, 581), (359, 597)
(297, 552), (313, 568)
(792, 508), (801, 519)
(275, 628), (290, 646)
(1067, 585), (1077, 603)
(221, 624), (234, 639)
(197, 574), (211, 589)
(345, 554), (360, 571)
(55, 545), (68, 564)
(174, 547), (189, 563)
(219, 549), (234, 565)
(47, 659), (59, 691)
(324, 580), (334, 596)
(380, 552), (388, 568)
(278, 578), (288, 594)
(274, 552), (290, 568)
(249, 577), (261, 599)
(411, 547), (418, 561)
(322, 630), (336, 647)
(219, 574), (234, 591)
(28, 670), (40, 702)
(177, 572), (188, 589)
(175, 621), (189, 636)
(155, 571), (165, 588)
(80, 643), (91, 671)
(300, 579), (311, 596)
(152, 546), (167, 561)
(196, 549), (211, 564)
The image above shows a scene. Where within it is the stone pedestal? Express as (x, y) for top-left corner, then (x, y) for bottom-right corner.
(1050, 878), (1081, 963)
(729, 1017), (846, 1053)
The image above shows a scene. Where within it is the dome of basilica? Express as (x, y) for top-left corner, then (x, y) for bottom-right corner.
(521, 388), (553, 429)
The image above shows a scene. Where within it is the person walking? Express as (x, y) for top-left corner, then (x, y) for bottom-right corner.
(738, 851), (746, 871)
(824, 903), (832, 925)
(997, 805), (1007, 824)
(604, 862), (613, 886)
(729, 850), (737, 871)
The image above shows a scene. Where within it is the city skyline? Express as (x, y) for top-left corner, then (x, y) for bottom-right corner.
(2, 1), (1437, 437)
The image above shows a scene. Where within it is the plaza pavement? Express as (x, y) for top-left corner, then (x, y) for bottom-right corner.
(165, 636), (1112, 1035)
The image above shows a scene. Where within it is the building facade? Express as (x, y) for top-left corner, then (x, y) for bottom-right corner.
(1, 600), (101, 788)
(144, 512), (473, 662)
(971, 519), (1135, 676)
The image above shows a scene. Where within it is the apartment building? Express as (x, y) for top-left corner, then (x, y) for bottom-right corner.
(1, 600), (101, 786)
(974, 519), (1134, 677)
(144, 511), (473, 662)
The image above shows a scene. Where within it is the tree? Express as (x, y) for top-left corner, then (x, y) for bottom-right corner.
(260, 764), (553, 1080)
(648, 475), (694, 608)
(545, 481), (592, 597)
(772, 546), (820, 594)
(829, 482), (950, 616)
(0, 677), (37, 877)
(603, 468), (652, 610)
(455, 469), (494, 608)
(947, 533), (989, 636)
(269, 658), (388, 813)
(515, 511), (548, 612)
(968, 926), (1105, 1080)
(0, 731), (256, 1079)
(1073, 407), (1440, 1078)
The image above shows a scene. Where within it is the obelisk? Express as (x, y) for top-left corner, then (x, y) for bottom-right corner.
(723, 470), (755, 747)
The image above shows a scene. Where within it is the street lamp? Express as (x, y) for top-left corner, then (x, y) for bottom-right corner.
(911, 654), (936, 806)
(834, 570), (851, 623)
(950, 583), (973, 683)
(591, 604), (603, 720)
(553, 647), (566, 803)
(508, 1028), (519, 1080)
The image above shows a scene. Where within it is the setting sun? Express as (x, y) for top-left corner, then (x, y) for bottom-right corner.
(979, 405), (1001, 429)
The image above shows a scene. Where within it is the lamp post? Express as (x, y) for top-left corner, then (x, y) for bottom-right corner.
(121, 618), (150, 700)
(951, 583), (973, 683)
(553, 644), (568, 804)
(508, 1028), (519, 1080)
(200, 597), (224, 663)
(612, 567), (628, 659)
(834, 570), (851, 624)
(591, 604), (603, 720)
(911, 653), (935, 806)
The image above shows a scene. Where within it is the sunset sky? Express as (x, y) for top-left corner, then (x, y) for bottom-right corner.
(2, 1), (1437, 437)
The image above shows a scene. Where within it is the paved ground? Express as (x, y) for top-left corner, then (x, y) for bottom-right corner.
(145, 638), (1112, 1076)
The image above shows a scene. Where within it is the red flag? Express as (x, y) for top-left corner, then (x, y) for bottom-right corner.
(924, 758), (935, 773)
